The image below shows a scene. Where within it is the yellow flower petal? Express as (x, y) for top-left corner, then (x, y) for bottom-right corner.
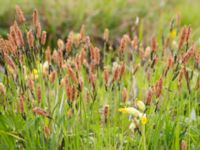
(170, 29), (177, 39)
(141, 115), (148, 125)
(33, 69), (38, 75)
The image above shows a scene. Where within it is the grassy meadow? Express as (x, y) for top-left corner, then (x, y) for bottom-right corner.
(0, 1), (200, 149)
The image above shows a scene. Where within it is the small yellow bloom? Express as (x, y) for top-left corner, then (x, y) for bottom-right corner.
(170, 29), (177, 39)
(33, 69), (38, 75)
(32, 69), (38, 79)
(141, 115), (148, 125)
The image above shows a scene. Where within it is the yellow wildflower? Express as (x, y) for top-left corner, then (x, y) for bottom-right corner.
(32, 68), (38, 79)
(170, 29), (177, 39)
(33, 69), (38, 75)
(141, 115), (148, 125)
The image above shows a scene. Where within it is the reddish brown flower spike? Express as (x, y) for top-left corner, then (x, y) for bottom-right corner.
(36, 22), (41, 38)
(32, 107), (49, 117)
(37, 86), (42, 103)
(146, 89), (153, 105)
(103, 66), (109, 86)
(41, 31), (47, 45)
(32, 9), (38, 26)
(151, 36), (157, 52)
(27, 29), (34, 48)
(19, 95), (24, 113)
(122, 88), (128, 103)
(178, 26), (187, 49)
(15, 5), (26, 23)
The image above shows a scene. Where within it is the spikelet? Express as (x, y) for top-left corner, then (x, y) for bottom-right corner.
(181, 140), (187, 150)
(164, 55), (174, 76)
(178, 65), (186, 88)
(146, 89), (153, 105)
(131, 35), (138, 50)
(78, 75), (84, 91)
(7, 34), (17, 53)
(27, 78), (34, 91)
(41, 31), (47, 45)
(151, 36), (157, 52)
(80, 48), (86, 64)
(10, 23), (21, 47)
(67, 65), (77, 83)
(37, 86), (42, 103)
(112, 62), (120, 83)
(4, 53), (17, 72)
(154, 77), (163, 98)
(36, 22), (41, 38)
(15, 5), (26, 23)
(139, 47), (145, 60)
(90, 47), (100, 65)
(32, 107), (49, 117)
(19, 94), (24, 113)
(182, 45), (194, 64)
(119, 62), (125, 78)
(14, 21), (24, 46)
(65, 81), (71, 100)
(66, 38), (72, 53)
(195, 51), (200, 64)
(44, 126), (51, 137)
(52, 50), (58, 64)
(122, 88), (128, 103)
(27, 29), (34, 47)
(89, 72), (96, 89)
(49, 71), (56, 83)
(185, 27), (191, 43)
(45, 47), (51, 63)
(32, 9), (38, 26)
(178, 26), (187, 49)
(57, 49), (63, 67)
(119, 34), (130, 53)
(144, 46), (151, 59)
(80, 24), (86, 40)
(102, 105), (109, 124)
(9, 26), (18, 49)
(57, 39), (64, 51)
(103, 66), (109, 86)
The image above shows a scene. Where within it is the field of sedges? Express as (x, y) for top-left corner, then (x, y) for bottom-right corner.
(0, 5), (200, 149)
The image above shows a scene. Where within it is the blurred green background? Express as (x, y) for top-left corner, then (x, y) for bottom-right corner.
(0, 0), (200, 45)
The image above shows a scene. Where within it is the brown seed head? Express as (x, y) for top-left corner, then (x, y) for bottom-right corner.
(15, 5), (26, 23)
(36, 22), (41, 38)
(27, 29), (34, 48)
(32, 9), (38, 26)
(41, 31), (47, 45)
(122, 88), (128, 103)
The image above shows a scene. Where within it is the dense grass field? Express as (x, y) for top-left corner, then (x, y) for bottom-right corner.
(0, 3), (200, 150)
